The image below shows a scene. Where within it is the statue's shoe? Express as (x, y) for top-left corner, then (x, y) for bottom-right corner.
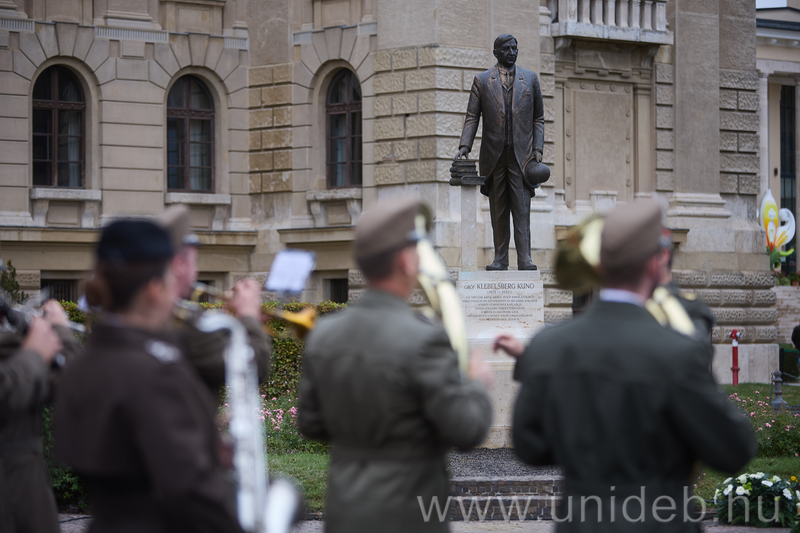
(519, 262), (538, 271)
(486, 261), (508, 271)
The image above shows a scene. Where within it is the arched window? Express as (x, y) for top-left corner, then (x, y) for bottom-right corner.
(32, 66), (85, 188)
(326, 70), (362, 188)
(166, 75), (214, 192)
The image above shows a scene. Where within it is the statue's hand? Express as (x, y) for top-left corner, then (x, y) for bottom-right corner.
(454, 146), (470, 160)
(535, 150), (543, 163)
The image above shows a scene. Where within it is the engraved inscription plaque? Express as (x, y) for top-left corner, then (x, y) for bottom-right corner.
(457, 271), (544, 341)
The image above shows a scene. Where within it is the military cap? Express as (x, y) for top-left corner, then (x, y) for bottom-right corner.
(355, 196), (424, 264)
(600, 199), (664, 270)
(156, 205), (200, 251)
(97, 220), (173, 263)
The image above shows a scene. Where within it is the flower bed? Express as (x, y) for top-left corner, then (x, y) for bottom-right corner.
(728, 391), (800, 458)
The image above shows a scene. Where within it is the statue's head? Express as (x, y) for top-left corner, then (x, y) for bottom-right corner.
(493, 34), (518, 68)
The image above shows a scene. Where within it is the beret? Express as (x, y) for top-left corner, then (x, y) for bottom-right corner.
(600, 199), (663, 270)
(355, 196), (422, 264)
(156, 205), (200, 251)
(97, 220), (173, 264)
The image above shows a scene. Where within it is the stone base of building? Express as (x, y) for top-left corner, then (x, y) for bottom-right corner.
(711, 343), (779, 384)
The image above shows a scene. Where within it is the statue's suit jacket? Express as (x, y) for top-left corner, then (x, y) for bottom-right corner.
(459, 64), (544, 195)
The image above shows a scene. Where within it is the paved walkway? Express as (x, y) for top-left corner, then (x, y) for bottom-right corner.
(60, 515), (791, 532)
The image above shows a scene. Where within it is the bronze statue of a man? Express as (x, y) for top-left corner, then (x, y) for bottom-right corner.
(455, 34), (546, 271)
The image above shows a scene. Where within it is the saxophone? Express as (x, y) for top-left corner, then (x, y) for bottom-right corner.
(195, 312), (299, 533)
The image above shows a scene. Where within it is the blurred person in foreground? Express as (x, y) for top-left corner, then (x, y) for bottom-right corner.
(298, 196), (493, 533)
(657, 229), (715, 347)
(158, 205), (270, 394)
(0, 298), (77, 533)
(495, 199), (755, 532)
(55, 220), (244, 533)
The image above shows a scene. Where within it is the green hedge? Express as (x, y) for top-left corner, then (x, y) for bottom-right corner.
(48, 300), (346, 509)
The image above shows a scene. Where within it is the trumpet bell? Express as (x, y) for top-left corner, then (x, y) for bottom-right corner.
(555, 215), (605, 294)
(263, 306), (317, 340)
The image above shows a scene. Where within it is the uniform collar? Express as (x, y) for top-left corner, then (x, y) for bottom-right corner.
(598, 288), (646, 307)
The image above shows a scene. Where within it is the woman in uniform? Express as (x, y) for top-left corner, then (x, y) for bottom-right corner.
(54, 220), (243, 533)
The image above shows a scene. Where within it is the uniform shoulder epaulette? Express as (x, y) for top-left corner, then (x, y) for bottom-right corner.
(144, 340), (180, 364)
(680, 291), (697, 301)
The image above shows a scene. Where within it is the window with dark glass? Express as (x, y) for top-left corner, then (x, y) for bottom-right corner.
(32, 66), (85, 188)
(167, 76), (214, 192)
(780, 84), (796, 274)
(326, 70), (362, 188)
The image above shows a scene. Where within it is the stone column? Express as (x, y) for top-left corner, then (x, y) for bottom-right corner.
(758, 70), (771, 198)
(673, 0), (720, 196)
(796, 78), (800, 217)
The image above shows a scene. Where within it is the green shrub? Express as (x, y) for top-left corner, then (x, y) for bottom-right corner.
(41, 406), (89, 510)
(0, 260), (28, 303)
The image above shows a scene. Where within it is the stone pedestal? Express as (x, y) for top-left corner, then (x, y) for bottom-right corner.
(457, 270), (545, 448)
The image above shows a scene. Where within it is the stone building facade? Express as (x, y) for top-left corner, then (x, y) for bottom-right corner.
(0, 0), (778, 382)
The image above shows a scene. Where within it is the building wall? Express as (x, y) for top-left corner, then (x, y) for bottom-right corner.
(0, 0), (257, 294)
(0, 0), (783, 381)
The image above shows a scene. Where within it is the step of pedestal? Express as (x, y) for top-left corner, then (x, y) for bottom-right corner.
(445, 476), (564, 521)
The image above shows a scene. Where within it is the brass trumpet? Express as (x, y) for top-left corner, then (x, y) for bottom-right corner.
(189, 282), (316, 340)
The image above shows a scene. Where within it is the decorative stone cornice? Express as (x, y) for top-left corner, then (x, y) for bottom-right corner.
(666, 192), (731, 219)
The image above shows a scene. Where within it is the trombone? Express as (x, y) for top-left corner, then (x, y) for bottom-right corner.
(187, 282), (316, 340)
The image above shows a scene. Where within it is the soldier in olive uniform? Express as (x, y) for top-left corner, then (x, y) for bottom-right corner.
(497, 200), (755, 532)
(0, 299), (78, 533)
(298, 197), (493, 533)
(658, 235), (715, 344)
(55, 220), (244, 533)
(157, 205), (270, 393)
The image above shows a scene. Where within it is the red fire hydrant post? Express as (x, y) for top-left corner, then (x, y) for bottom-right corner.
(730, 329), (741, 386)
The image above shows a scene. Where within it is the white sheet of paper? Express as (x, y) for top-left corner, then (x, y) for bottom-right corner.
(266, 250), (316, 293)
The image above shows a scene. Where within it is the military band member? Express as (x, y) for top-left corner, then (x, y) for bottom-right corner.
(658, 232), (715, 345)
(298, 196), (493, 533)
(55, 220), (244, 533)
(496, 200), (755, 531)
(0, 302), (75, 533)
(156, 205), (270, 393)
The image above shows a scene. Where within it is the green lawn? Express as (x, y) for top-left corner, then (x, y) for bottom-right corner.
(694, 457), (800, 502)
(722, 383), (800, 405)
(270, 452), (329, 513)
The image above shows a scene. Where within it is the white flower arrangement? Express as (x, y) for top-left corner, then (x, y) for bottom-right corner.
(714, 472), (800, 528)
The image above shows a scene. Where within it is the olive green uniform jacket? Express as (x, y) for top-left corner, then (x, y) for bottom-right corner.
(55, 322), (243, 533)
(513, 300), (756, 533)
(174, 307), (271, 394)
(0, 325), (79, 533)
(298, 290), (493, 533)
